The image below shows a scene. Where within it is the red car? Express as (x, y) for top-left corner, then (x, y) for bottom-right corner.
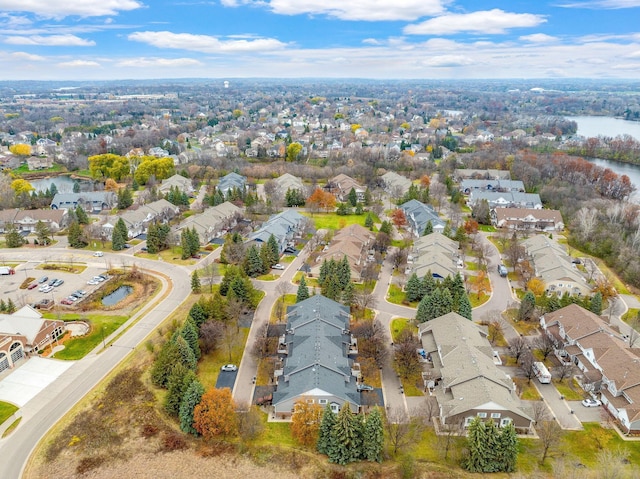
(28, 283), (38, 290)
(60, 299), (73, 305)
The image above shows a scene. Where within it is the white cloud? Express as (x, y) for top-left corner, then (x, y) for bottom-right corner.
(627, 50), (640, 58)
(4, 34), (95, 46)
(611, 62), (640, 69)
(404, 9), (546, 35)
(424, 54), (473, 67)
(128, 31), (287, 53)
(520, 33), (557, 43)
(558, 0), (640, 8)
(0, 0), (143, 18)
(362, 38), (382, 45)
(57, 59), (100, 67)
(223, 0), (448, 21)
(116, 57), (202, 67)
(11, 51), (44, 60)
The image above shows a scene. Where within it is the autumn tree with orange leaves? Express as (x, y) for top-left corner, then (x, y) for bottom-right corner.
(391, 208), (407, 229)
(193, 387), (238, 439)
(290, 398), (323, 447)
(307, 188), (336, 213)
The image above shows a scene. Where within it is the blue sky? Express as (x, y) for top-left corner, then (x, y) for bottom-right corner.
(0, 0), (639, 80)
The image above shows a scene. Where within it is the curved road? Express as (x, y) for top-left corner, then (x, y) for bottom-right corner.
(0, 247), (193, 479)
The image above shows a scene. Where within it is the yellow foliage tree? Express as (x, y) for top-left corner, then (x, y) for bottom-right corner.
(527, 278), (546, 297)
(193, 388), (238, 439)
(290, 398), (323, 447)
(11, 178), (34, 195)
(9, 143), (31, 156)
(104, 178), (119, 191)
(350, 124), (362, 133)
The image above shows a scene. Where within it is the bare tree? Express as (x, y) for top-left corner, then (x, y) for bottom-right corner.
(225, 297), (246, 332)
(437, 419), (464, 461)
(353, 287), (376, 319)
(575, 206), (598, 240)
(352, 319), (388, 368)
(505, 233), (524, 270)
(509, 336), (528, 363)
(394, 329), (421, 379)
(530, 400), (552, 424)
(628, 315), (640, 348)
(537, 420), (562, 464)
(384, 407), (424, 457)
(594, 448), (631, 479)
(251, 323), (271, 360)
(555, 362), (574, 382)
(199, 320), (224, 354)
(487, 320), (504, 345)
(534, 334), (556, 361)
(520, 350), (537, 383)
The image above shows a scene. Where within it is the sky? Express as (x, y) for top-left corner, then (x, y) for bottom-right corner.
(0, 0), (640, 81)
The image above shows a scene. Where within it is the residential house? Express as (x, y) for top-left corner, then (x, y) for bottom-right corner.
(418, 312), (533, 431)
(217, 172), (247, 196)
(314, 224), (375, 279)
(176, 201), (242, 245)
(0, 208), (68, 234)
(468, 191), (542, 210)
(26, 156), (54, 170)
(399, 199), (446, 237)
(50, 192), (117, 213)
(491, 208), (564, 232)
(158, 174), (195, 196)
(247, 210), (306, 253)
(522, 235), (590, 297)
(0, 306), (65, 372)
(103, 199), (180, 239)
(540, 304), (640, 434)
(325, 173), (366, 202)
(454, 169), (511, 181)
(273, 173), (305, 197)
(381, 171), (412, 197)
(272, 295), (361, 417)
(409, 233), (461, 281)
(459, 179), (525, 195)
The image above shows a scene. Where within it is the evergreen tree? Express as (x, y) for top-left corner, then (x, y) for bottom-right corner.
(111, 218), (128, 250)
(423, 220), (433, 236)
(191, 270), (201, 293)
(336, 203), (350, 216)
(6, 298), (16, 314)
(73, 181), (81, 193)
(179, 378), (205, 435)
(328, 403), (360, 465)
(458, 294), (473, 320)
(347, 187), (358, 207)
(496, 423), (519, 473)
(68, 221), (87, 248)
(244, 244), (265, 277)
(318, 259), (329, 286)
(188, 302), (208, 327)
(416, 293), (432, 323)
(174, 334), (197, 371)
(464, 417), (491, 472)
(339, 255), (351, 289)
(442, 222), (452, 238)
(355, 204), (363, 215)
(267, 234), (280, 266)
(117, 186), (133, 209)
(181, 317), (201, 359)
(545, 294), (561, 313)
(421, 273), (436, 297)
(146, 222), (160, 254)
(519, 291), (536, 321)
(259, 244), (273, 271)
(5, 224), (24, 248)
(379, 220), (393, 235)
(317, 406), (336, 455)
(150, 341), (181, 387)
(164, 363), (194, 416)
(75, 205), (89, 224)
(590, 291), (603, 315)
(34, 220), (52, 246)
(49, 183), (58, 197)
(296, 275), (310, 303)
(451, 273), (466, 308)
(405, 273), (423, 302)
(342, 281), (355, 307)
(364, 212), (374, 230)
(362, 408), (384, 462)
(0, 299), (6, 312)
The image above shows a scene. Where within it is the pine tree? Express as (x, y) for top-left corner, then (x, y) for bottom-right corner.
(191, 270), (201, 293)
(347, 187), (358, 207)
(174, 334), (197, 371)
(112, 218), (127, 250)
(150, 341), (181, 387)
(296, 275), (310, 303)
(267, 234), (280, 266)
(405, 273), (423, 302)
(362, 408), (384, 462)
(75, 205), (89, 224)
(73, 180), (81, 193)
(117, 186), (133, 209)
(146, 222), (160, 254)
(590, 292), (603, 315)
(496, 423), (518, 473)
(416, 293), (431, 323)
(317, 406), (336, 455)
(180, 378), (205, 435)
(244, 244), (264, 277)
(164, 363), (195, 416)
(519, 291), (536, 321)
(423, 220), (433, 236)
(34, 220), (52, 246)
(364, 212), (374, 230)
(181, 317), (201, 359)
(342, 281), (355, 307)
(5, 224), (24, 248)
(188, 302), (208, 327)
(0, 299), (6, 312)
(458, 293), (473, 320)
(318, 259), (329, 287)
(464, 417), (491, 472)
(451, 273), (466, 308)
(339, 255), (351, 289)
(328, 403), (360, 465)
(421, 273), (436, 297)
(68, 221), (87, 248)
(6, 298), (16, 314)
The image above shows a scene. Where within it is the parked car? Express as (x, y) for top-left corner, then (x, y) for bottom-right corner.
(60, 299), (73, 305)
(87, 279), (98, 285)
(582, 398), (602, 408)
(497, 264), (508, 277)
(220, 364), (238, 372)
(38, 276), (48, 284)
(53, 279), (64, 287)
(40, 285), (53, 293)
(48, 278), (58, 286)
(28, 283), (38, 290)
(74, 290), (86, 297)
(272, 263), (285, 270)
(357, 384), (374, 392)
(93, 251), (104, 257)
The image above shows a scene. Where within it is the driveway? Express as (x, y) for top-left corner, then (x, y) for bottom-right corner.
(216, 370), (238, 390)
(534, 381), (583, 430)
(0, 357), (74, 407)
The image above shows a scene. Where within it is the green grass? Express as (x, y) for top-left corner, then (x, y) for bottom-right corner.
(504, 309), (539, 336)
(0, 402), (18, 425)
(2, 417), (21, 437)
(386, 284), (407, 305)
(37, 263), (87, 274)
(478, 224), (496, 232)
(256, 273), (278, 281)
(514, 378), (541, 400)
(390, 317), (414, 342)
(553, 378), (585, 400)
(465, 261), (480, 271)
(292, 271), (319, 287)
(196, 327), (250, 386)
(42, 313), (129, 360)
(561, 423), (640, 468)
(12, 163), (64, 174)
(271, 294), (297, 323)
(134, 247), (200, 265)
(469, 293), (490, 308)
(256, 417), (296, 448)
(400, 374), (424, 396)
(622, 308), (639, 323)
(301, 212), (379, 231)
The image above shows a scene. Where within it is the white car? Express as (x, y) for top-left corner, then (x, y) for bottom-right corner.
(220, 364), (238, 372)
(581, 398), (602, 408)
(93, 251), (104, 257)
(272, 263), (285, 270)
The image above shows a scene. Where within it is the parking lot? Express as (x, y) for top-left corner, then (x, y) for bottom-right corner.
(13, 263), (114, 310)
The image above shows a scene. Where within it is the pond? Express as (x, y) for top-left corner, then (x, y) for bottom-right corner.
(101, 285), (133, 306)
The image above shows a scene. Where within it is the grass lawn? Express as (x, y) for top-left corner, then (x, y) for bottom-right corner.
(256, 273), (278, 281)
(301, 212), (379, 231)
(0, 401), (18, 424)
(390, 317), (414, 342)
(270, 294), (297, 323)
(469, 292), (490, 308)
(292, 271), (319, 287)
(400, 373), (424, 396)
(562, 423), (640, 468)
(514, 378), (541, 400)
(387, 284), (410, 306)
(622, 308), (639, 323)
(465, 261), (480, 271)
(135, 248), (199, 265)
(553, 378), (585, 400)
(478, 224), (496, 233)
(42, 313), (129, 360)
(196, 327), (250, 386)
(37, 262), (87, 274)
(504, 309), (539, 336)
(256, 416), (296, 448)
(12, 163), (64, 174)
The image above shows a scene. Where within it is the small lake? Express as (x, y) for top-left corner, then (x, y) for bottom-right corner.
(29, 175), (95, 194)
(568, 115), (640, 141)
(102, 285), (133, 306)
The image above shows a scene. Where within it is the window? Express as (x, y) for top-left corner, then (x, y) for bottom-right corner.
(500, 418), (512, 427)
(306, 399), (314, 404)
(464, 417), (474, 426)
(330, 403), (339, 413)
(477, 412), (487, 418)
(319, 399), (328, 405)
(491, 413), (501, 419)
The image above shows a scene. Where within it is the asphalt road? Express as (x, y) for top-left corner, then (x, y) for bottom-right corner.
(0, 246), (193, 479)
